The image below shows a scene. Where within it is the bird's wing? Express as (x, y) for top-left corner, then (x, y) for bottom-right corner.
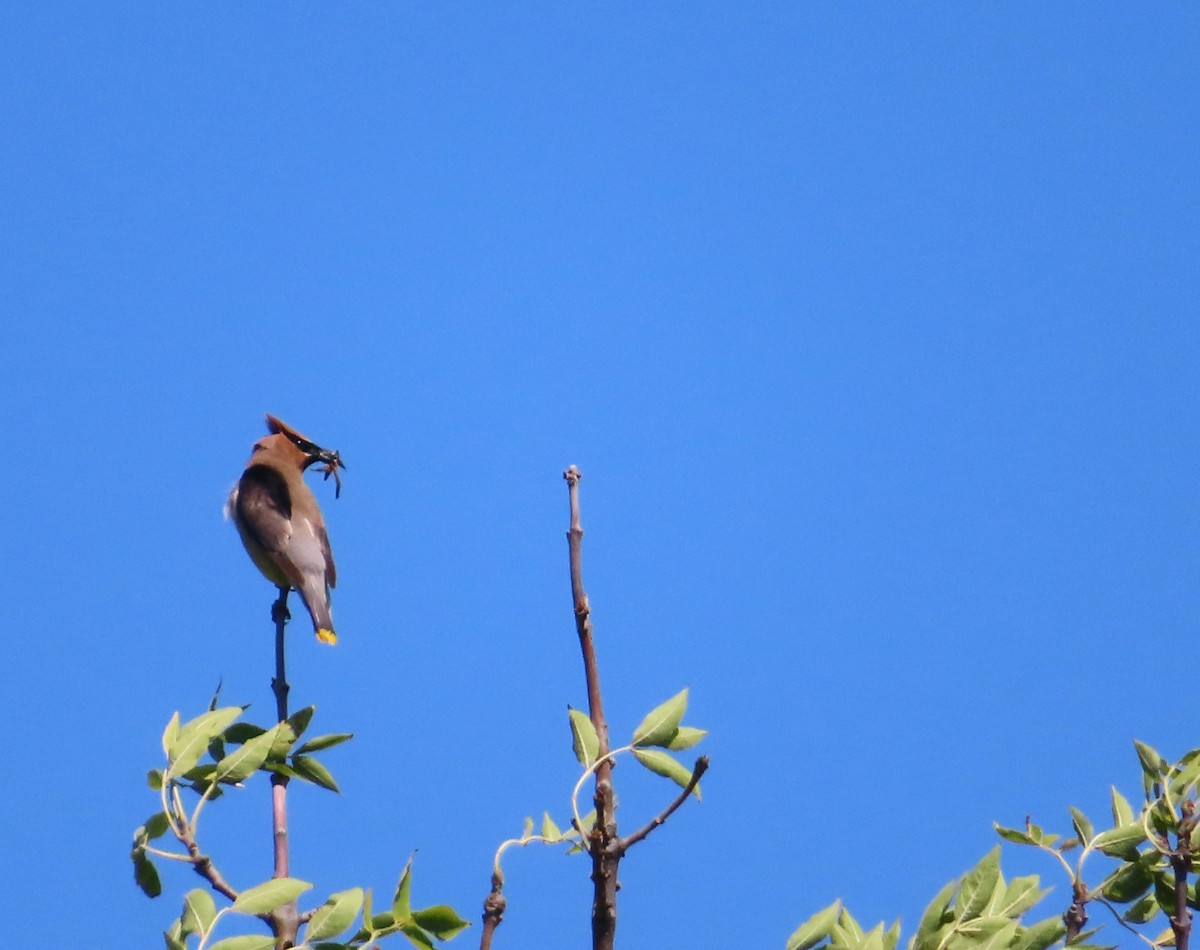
(318, 523), (337, 588)
(236, 465), (293, 547)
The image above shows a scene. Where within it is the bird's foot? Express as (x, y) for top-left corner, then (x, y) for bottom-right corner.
(271, 590), (291, 625)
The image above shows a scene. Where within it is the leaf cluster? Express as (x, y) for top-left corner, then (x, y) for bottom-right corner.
(132, 705), (350, 900)
(494, 688), (708, 880)
(160, 861), (467, 950)
(788, 739), (1200, 950)
(569, 687), (707, 797)
(996, 739), (1200, 949)
(132, 706), (466, 950)
(787, 848), (1063, 950)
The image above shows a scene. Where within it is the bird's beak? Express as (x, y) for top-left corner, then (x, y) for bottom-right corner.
(265, 413), (346, 494)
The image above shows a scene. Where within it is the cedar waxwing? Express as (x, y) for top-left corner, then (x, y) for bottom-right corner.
(227, 415), (345, 644)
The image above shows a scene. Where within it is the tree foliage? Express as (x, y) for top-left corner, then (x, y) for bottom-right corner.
(789, 740), (1200, 950)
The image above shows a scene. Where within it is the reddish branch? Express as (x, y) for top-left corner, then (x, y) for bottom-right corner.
(479, 873), (506, 950)
(179, 827), (240, 902)
(1062, 881), (1087, 942)
(563, 466), (619, 950)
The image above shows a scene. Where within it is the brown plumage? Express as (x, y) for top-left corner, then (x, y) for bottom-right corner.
(227, 415), (344, 644)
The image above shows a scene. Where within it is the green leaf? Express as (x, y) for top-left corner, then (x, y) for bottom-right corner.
(393, 856), (414, 917)
(994, 823), (1036, 846)
(568, 707), (599, 767)
(1092, 823), (1146, 859)
(148, 769), (164, 790)
(1172, 758), (1200, 799)
(665, 726), (707, 750)
(296, 733), (354, 754)
(1150, 797), (1177, 836)
(207, 937), (276, 950)
(1122, 894), (1158, 924)
(541, 812), (562, 840)
(412, 904), (470, 940)
(632, 688), (689, 747)
(1012, 917), (1066, 950)
(163, 924), (187, 950)
(360, 887), (374, 931)
(167, 707), (243, 778)
(956, 847), (1001, 921)
(231, 877), (313, 914)
(268, 722), (297, 760)
(522, 816), (534, 839)
(143, 812), (170, 840)
(911, 879), (956, 950)
(1111, 786), (1135, 827)
(183, 888), (217, 935)
(830, 907), (863, 945)
(631, 748), (701, 799)
(307, 888), (364, 941)
(133, 849), (162, 898)
(992, 875), (1045, 918)
(400, 922), (436, 949)
(1135, 740), (1167, 780)
(286, 705), (315, 741)
(858, 922), (886, 950)
(1022, 822), (1059, 847)
(162, 711), (181, 758)
(290, 755), (341, 793)
(563, 809), (597, 841)
(955, 916), (1018, 949)
(883, 919), (900, 950)
(1069, 806), (1094, 843)
(224, 723), (267, 744)
(1154, 870), (1178, 915)
(261, 761), (303, 781)
(1098, 858), (1155, 903)
(786, 899), (841, 950)
(370, 911), (396, 930)
(215, 725), (280, 784)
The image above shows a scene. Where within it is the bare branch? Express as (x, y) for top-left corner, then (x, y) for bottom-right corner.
(563, 467), (611, 762)
(617, 756), (709, 855)
(563, 466), (619, 950)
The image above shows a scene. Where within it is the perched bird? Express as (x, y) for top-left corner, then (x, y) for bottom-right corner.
(227, 414), (346, 644)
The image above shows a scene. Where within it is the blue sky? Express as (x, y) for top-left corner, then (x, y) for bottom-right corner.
(1, 4), (1197, 948)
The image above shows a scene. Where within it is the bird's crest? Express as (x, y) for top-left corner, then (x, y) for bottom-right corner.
(265, 414), (347, 497)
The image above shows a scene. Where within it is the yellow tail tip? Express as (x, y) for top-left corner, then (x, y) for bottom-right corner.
(316, 628), (337, 645)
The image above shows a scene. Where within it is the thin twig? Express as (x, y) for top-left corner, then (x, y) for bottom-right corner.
(617, 756), (709, 855)
(1094, 896), (1160, 948)
(269, 587), (299, 949)
(563, 466), (618, 950)
(177, 826), (240, 902)
(564, 468), (611, 763)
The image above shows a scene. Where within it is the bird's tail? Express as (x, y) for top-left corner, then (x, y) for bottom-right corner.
(298, 582), (337, 646)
